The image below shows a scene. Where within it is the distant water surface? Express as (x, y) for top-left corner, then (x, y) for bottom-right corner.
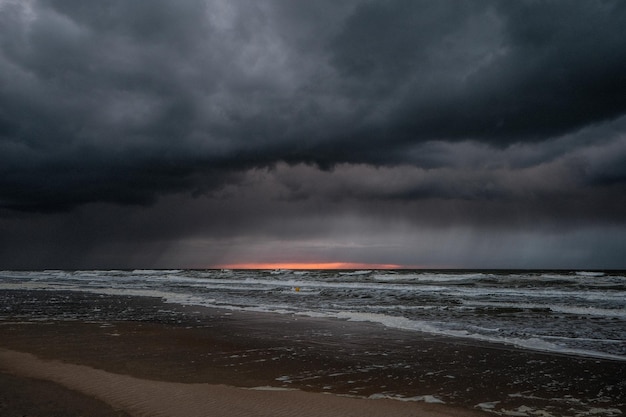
(1, 269), (624, 361)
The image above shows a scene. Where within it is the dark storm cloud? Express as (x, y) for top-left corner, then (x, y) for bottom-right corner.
(0, 0), (625, 220)
(326, 0), (626, 151)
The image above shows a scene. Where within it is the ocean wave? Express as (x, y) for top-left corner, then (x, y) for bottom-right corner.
(575, 271), (606, 277)
(2, 269), (624, 361)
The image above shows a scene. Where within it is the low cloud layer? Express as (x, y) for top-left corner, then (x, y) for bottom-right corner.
(1, 0), (625, 268)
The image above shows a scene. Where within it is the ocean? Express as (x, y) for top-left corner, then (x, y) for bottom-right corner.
(1, 269), (624, 362)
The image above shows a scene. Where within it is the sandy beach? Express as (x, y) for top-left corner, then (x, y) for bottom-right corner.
(0, 289), (624, 416)
(0, 347), (484, 417)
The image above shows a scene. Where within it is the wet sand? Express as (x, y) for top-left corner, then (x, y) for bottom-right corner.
(0, 348), (482, 417)
(0, 289), (624, 416)
(0, 370), (131, 417)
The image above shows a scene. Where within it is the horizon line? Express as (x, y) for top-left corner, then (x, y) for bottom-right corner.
(211, 262), (416, 270)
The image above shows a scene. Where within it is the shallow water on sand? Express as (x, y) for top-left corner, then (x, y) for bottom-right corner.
(0, 289), (624, 416)
(1, 269), (625, 361)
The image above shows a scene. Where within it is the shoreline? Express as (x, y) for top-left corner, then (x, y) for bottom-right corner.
(0, 368), (131, 417)
(0, 289), (624, 416)
(0, 348), (482, 417)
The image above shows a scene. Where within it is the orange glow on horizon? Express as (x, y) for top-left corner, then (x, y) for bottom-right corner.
(213, 262), (406, 270)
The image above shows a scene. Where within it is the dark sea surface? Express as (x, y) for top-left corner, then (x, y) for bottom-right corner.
(1, 269), (625, 416)
(1, 269), (624, 361)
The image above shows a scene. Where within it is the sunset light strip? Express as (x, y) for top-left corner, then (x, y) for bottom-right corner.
(213, 262), (405, 270)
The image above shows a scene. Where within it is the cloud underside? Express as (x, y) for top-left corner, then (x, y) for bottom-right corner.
(0, 0), (625, 267)
(2, 0), (626, 209)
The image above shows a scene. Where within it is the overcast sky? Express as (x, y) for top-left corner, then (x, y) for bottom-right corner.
(1, 0), (625, 269)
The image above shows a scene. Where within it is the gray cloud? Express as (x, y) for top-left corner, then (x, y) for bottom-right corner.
(0, 0), (625, 268)
(2, 0), (626, 210)
(327, 0), (626, 150)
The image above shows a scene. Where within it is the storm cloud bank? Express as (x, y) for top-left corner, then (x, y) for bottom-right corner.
(1, 0), (625, 268)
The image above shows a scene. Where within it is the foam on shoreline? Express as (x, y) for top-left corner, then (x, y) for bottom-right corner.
(1, 289), (624, 417)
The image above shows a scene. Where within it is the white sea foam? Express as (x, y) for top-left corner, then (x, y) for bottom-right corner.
(304, 311), (626, 362)
(464, 300), (626, 318)
(476, 401), (500, 410)
(1, 269), (624, 361)
(246, 386), (297, 391)
(576, 271), (606, 277)
(270, 269), (292, 274)
(371, 272), (487, 282)
(369, 393), (445, 403)
(339, 270), (372, 275)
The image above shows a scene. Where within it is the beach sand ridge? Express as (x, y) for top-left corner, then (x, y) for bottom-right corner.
(0, 347), (482, 417)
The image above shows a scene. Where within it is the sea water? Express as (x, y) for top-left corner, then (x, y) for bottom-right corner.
(0, 269), (624, 361)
